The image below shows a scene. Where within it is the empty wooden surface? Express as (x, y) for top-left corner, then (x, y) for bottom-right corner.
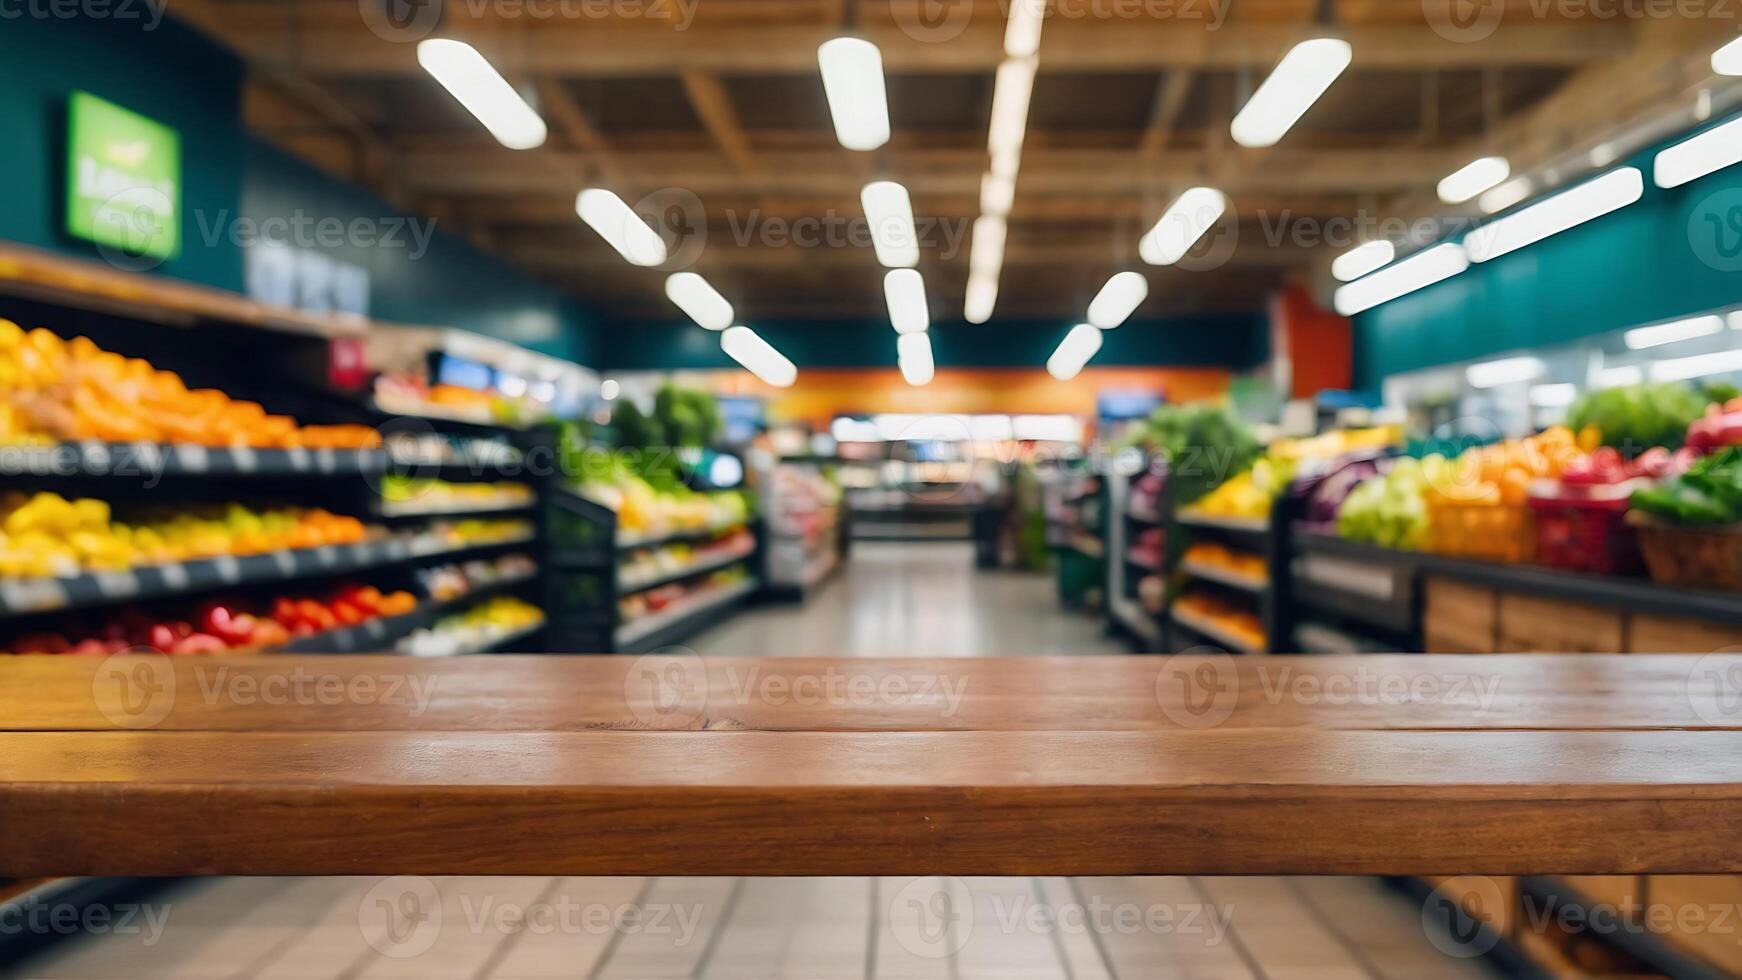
(2, 654), (1741, 877)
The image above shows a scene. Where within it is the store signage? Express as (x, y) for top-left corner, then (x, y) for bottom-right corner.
(65, 91), (181, 261)
(245, 240), (371, 319)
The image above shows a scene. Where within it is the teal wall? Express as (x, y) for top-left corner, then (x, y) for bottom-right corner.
(1355, 113), (1742, 387)
(595, 313), (1268, 371)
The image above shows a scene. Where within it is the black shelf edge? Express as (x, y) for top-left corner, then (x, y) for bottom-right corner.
(614, 579), (759, 653)
(618, 549), (758, 595)
(275, 607), (433, 654)
(1517, 876), (1730, 980)
(0, 443), (388, 478)
(616, 524), (750, 552)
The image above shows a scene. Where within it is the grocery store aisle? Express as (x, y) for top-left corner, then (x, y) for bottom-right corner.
(696, 541), (1122, 657)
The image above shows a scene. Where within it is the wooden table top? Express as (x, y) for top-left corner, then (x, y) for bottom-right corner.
(4, 653), (1740, 877)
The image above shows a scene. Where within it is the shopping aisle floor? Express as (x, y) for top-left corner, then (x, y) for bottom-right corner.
(7, 545), (1500, 979)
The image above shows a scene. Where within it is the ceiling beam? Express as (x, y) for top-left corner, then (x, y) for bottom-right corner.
(1139, 70), (1194, 160)
(536, 78), (623, 187)
(679, 71), (762, 175)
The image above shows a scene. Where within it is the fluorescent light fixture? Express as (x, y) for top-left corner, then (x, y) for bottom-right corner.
(884, 269), (930, 334)
(1598, 365), (1643, 388)
(965, 274), (998, 323)
(1478, 177), (1533, 215)
(576, 189), (668, 267)
(1715, 36), (1742, 75)
(1332, 242), (1468, 316)
(988, 57), (1037, 156)
(1086, 272), (1148, 329)
(1651, 348), (1742, 383)
(990, 144), (1021, 181)
(417, 39), (547, 150)
(1438, 156), (1511, 205)
(1624, 315), (1724, 350)
(720, 326), (798, 388)
(1331, 240), (1395, 283)
(663, 273), (733, 330)
(860, 180), (919, 268)
(1229, 38), (1352, 148)
(1529, 383), (1577, 407)
(969, 216), (1007, 276)
(1466, 355), (1544, 389)
(1465, 167), (1643, 263)
(1046, 323), (1102, 381)
(980, 173), (1015, 216)
(1655, 115), (1742, 189)
(1139, 187), (1227, 266)
(897, 332), (934, 386)
(818, 37), (890, 151)
(599, 379), (620, 401)
(1004, 0), (1044, 58)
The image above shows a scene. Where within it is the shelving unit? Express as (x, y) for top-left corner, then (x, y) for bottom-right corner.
(1107, 457), (1165, 651)
(762, 458), (848, 601)
(1163, 491), (1286, 655)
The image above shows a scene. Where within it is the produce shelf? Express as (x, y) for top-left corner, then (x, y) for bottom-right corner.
(1127, 504), (1163, 525)
(1, 443), (388, 479)
(614, 578), (759, 651)
(617, 523), (749, 550)
(1169, 606), (1263, 655)
(407, 617), (548, 657)
(377, 498), (534, 519)
(618, 545), (757, 593)
(1177, 511), (1270, 534)
(1179, 560), (1268, 594)
(275, 607), (433, 654)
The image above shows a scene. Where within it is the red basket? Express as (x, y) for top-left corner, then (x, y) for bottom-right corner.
(1527, 478), (1647, 575)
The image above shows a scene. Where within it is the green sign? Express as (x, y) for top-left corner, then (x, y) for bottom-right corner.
(65, 91), (181, 262)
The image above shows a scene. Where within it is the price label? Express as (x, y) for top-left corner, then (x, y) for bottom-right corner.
(230, 446), (258, 473)
(212, 555), (242, 583)
(286, 447), (311, 471)
(158, 562), (189, 589)
(317, 449), (337, 473)
(273, 551), (298, 576)
(174, 445), (210, 473)
(92, 571), (140, 599)
(80, 441), (112, 474)
(0, 578), (69, 613)
(315, 545), (339, 567)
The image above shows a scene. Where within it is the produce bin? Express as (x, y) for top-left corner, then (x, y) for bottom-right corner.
(1527, 478), (1646, 575)
(1630, 513), (1742, 592)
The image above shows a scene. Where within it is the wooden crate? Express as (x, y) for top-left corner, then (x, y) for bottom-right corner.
(1423, 577), (1500, 652)
(1498, 593), (1625, 653)
(1627, 614), (1742, 654)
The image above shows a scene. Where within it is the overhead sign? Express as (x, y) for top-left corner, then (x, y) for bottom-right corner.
(65, 91), (181, 262)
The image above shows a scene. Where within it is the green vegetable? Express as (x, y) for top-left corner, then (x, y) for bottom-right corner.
(1631, 448), (1742, 526)
(1567, 383), (1710, 456)
(1119, 405), (1260, 505)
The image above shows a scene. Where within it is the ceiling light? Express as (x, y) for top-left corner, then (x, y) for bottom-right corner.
(980, 173), (1015, 216)
(1731, 312), (1742, 331)
(969, 216), (1007, 276)
(1655, 115), (1742, 188)
(1715, 36), (1742, 75)
(1004, 0), (1044, 58)
(664, 273), (733, 330)
(1139, 187), (1227, 266)
(1464, 167), (1643, 263)
(1331, 240), (1395, 282)
(1598, 365), (1643, 388)
(1529, 383), (1577, 407)
(1651, 348), (1742, 382)
(988, 57), (1037, 156)
(1478, 177), (1533, 215)
(818, 38), (890, 151)
(1333, 243), (1468, 316)
(990, 144), (1021, 181)
(599, 379), (620, 401)
(1466, 355), (1544, 389)
(1624, 315), (1724, 350)
(721, 326), (797, 388)
(1229, 38), (1352, 148)
(965, 274), (998, 323)
(1086, 272), (1147, 329)
(860, 180), (919, 268)
(898, 332), (934, 386)
(576, 189), (668, 267)
(416, 39), (547, 150)
(1047, 324), (1103, 381)
(1438, 156), (1511, 205)
(884, 269), (930, 334)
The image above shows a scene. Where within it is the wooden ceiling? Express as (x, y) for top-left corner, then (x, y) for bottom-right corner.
(174, 0), (1727, 326)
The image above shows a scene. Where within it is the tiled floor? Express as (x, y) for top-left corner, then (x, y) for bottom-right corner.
(5, 544), (1501, 979)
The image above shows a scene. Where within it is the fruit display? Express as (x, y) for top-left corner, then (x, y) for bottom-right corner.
(766, 463), (842, 541)
(3, 584), (417, 655)
(397, 596), (545, 657)
(1685, 395), (1742, 452)
(405, 517), (534, 553)
(0, 493), (372, 578)
(1127, 526), (1164, 570)
(618, 566), (753, 623)
(1173, 590), (1266, 652)
(1296, 456), (1387, 530)
(578, 455), (750, 542)
(0, 320), (380, 448)
(1269, 425), (1403, 461)
(379, 476), (533, 510)
(1115, 404), (1261, 506)
(1631, 446), (1742, 527)
(374, 373), (541, 427)
(1180, 541), (1267, 584)
(1181, 454), (1299, 524)
(620, 527), (756, 589)
(417, 553), (537, 602)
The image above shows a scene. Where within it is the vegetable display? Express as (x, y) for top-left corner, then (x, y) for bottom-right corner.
(1566, 382), (1714, 455)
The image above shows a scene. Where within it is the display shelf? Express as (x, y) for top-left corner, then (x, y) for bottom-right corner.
(1179, 560), (1269, 594)
(614, 578), (759, 651)
(276, 607), (433, 654)
(406, 617), (548, 658)
(1125, 551), (1161, 573)
(1177, 511), (1270, 534)
(618, 523), (748, 550)
(1169, 606), (1263, 655)
(377, 497), (534, 519)
(2, 443), (389, 479)
(619, 545), (757, 593)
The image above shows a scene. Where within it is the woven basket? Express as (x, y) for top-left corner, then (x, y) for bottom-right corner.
(1628, 512), (1742, 592)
